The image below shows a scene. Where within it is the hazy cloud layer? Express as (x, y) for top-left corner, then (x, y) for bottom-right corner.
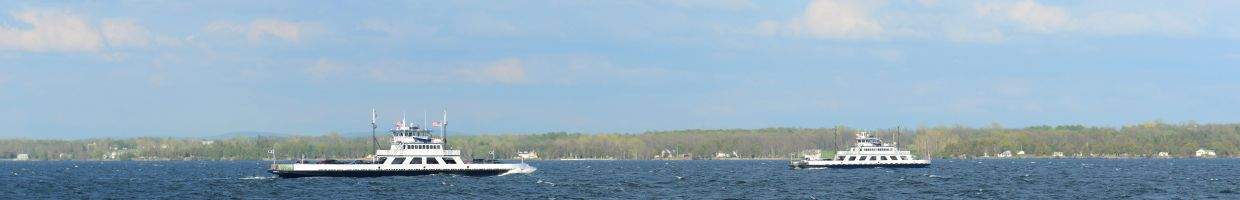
(977, 0), (1198, 36)
(0, 9), (102, 52)
(754, 0), (1211, 43)
(758, 0), (883, 39)
(206, 19), (308, 43)
(457, 59), (528, 84)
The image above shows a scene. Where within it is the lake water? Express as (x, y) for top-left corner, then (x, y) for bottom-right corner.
(3, 159), (1239, 199)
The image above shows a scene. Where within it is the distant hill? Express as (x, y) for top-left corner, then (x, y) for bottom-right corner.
(206, 131), (293, 139)
(340, 130), (474, 138)
(208, 130), (476, 139)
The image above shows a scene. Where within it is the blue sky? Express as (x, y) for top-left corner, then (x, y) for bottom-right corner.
(2, 0), (1239, 138)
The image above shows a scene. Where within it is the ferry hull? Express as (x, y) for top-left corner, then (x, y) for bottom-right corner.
(792, 163), (930, 169)
(269, 169), (511, 178)
(268, 163), (536, 178)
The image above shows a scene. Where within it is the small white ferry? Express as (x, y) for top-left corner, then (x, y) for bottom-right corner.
(790, 132), (930, 169)
(269, 110), (536, 178)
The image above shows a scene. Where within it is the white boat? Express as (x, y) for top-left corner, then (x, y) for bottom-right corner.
(268, 110), (536, 178)
(790, 132), (930, 169)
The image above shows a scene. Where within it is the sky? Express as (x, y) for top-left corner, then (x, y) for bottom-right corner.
(2, 0), (1240, 138)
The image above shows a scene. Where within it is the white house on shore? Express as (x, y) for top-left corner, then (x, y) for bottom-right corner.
(1196, 149), (1217, 158)
(515, 151), (538, 159)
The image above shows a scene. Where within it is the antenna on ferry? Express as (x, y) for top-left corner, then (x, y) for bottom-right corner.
(371, 109), (379, 155)
(441, 109), (448, 149)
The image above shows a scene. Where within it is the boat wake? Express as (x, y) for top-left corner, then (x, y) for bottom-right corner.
(240, 176), (276, 180)
(500, 165), (538, 176)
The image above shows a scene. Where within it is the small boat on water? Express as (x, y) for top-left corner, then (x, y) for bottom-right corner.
(268, 110), (536, 178)
(790, 132), (930, 169)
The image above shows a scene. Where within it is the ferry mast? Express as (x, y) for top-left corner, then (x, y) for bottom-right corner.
(433, 109), (449, 149)
(371, 109), (379, 154)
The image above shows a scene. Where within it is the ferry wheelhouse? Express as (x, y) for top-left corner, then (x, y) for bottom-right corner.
(268, 110), (535, 178)
(790, 132), (930, 169)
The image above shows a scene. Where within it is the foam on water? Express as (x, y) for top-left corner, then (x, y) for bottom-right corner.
(240, 176), (274, 180)
(499, 165), (537, 176)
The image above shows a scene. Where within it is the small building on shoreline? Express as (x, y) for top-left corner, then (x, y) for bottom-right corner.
(1195, 149), (1217, 158)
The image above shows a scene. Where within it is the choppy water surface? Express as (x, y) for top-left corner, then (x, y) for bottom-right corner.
(3, 159), (1239, 199)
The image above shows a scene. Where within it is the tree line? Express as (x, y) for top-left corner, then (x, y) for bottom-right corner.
(3, 121), (1238, 160)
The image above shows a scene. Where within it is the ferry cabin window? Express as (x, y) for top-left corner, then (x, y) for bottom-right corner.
(443, 157), (457, 164)
(847, 156), (856, 161)
(427, 157), (440, 164)
(391, 157), (407, 164)
(376, 157), (387, 164)
(901, 156), (908, 160)
(859, 156), (867, 161)
(880, 156), (887, 161)
(410, 157), (423, 164)
(836, 156), (845, 160)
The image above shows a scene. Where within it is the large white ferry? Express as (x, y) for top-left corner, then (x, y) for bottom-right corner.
(268, 110), (536, 178)
(790, 132), (930, 169)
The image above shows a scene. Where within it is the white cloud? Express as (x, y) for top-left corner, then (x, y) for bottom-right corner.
(914, 0), (940, 6)
(101, 19), (150, 47)
(457, 59), (527, 84)
(758, 0), (882, 39)
(976, 0), (1069, 33)
(0, 9), (103, 52)
(360, 20), (431, 36)
(0, 9), (163, 53)
(1078, 11), (1197, 37)
(357, 55), (688, 87)
(976, 0), (1197, 37)
(947, 28), (1005, 44)
(206, 18), (306, 43)
(250, 19), (302, 42)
